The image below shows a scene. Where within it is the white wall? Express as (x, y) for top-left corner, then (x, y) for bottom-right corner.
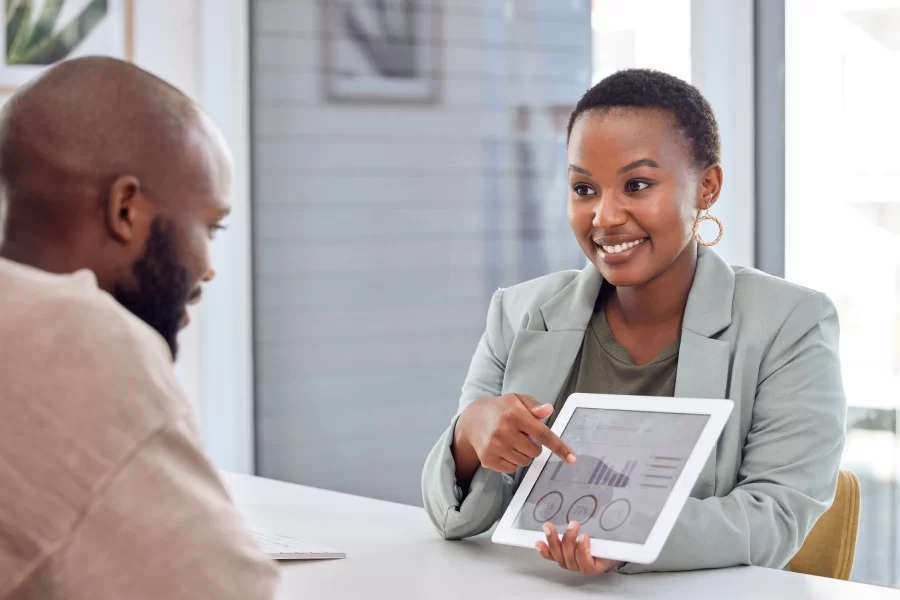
(195, 0), (255, 474)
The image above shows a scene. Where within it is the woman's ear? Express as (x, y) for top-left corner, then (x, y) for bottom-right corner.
(696, 163), (724, 210)
(105, 175), (151, 243)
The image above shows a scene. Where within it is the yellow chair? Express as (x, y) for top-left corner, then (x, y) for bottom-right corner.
(789, 470), (860, 580)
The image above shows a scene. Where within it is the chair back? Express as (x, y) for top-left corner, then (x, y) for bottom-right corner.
(789, 470), (860, 580)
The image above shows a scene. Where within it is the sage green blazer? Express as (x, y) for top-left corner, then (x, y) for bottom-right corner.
(421, 246), (846, 574)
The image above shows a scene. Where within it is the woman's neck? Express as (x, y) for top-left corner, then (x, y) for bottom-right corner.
(607, 243), (699, 330)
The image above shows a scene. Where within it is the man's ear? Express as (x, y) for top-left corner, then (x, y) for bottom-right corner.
(696, 163), (724, 210)
(105, 175), (151, 243)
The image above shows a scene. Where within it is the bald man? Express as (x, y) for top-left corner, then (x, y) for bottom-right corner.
(0, 58), (278, 598)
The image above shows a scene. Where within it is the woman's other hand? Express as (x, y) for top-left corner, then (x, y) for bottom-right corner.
(536, 521), (621, 576)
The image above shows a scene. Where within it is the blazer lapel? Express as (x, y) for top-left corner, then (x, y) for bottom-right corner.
(501, 265), (602, 406)
(675, 246), (735, 497)
(502, 330), (586, 405)
(674, 332), (731, 401)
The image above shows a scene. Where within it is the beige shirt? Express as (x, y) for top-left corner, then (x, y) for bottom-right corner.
(0, 258), (278, 599)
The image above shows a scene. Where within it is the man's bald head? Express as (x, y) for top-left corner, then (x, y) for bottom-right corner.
(0, 56), (223, 232)
(0, 57), (233, 359)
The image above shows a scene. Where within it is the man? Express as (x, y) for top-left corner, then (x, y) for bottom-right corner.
(0, 57), (278, 598)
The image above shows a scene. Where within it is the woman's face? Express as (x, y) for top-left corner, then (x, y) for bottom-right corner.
(567, 108), (721, 288)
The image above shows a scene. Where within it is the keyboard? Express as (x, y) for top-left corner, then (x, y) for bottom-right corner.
(251, 530), (346, 561)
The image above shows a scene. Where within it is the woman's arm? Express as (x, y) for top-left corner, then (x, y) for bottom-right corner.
(421, 289), (516, 540)
(620, 292), (846, 573)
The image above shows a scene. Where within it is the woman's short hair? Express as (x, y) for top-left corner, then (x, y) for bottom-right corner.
(567, 69), (721, 168)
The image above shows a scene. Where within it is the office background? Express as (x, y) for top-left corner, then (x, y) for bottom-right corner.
(250, 0), (755, 505)
(1, 0), (898, 589)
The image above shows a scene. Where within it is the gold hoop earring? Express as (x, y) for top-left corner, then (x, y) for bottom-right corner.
(693, 211), (723, 246)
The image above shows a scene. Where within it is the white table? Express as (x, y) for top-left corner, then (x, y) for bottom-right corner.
(224, 472), (900, 599)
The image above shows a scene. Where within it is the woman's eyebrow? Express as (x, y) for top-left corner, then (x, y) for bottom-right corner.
(568, 164), (592, 176)
(618, 158), (661, 174)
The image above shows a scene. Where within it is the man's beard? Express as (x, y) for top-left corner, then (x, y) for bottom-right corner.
(113, 219), (191, 361)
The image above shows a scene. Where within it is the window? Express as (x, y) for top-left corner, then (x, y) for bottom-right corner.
(786, 1), (900, 586)
(591, 0), (691, 84)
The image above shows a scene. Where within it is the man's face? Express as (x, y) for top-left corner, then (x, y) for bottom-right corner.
(113, 125), (232, 360)
(112, 218), (207, 360)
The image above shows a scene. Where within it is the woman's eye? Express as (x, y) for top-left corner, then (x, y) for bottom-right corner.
(573, 183), (597, 196)
(625, 180), (651, 193)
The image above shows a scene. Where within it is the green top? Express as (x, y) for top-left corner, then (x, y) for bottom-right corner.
(551, 296), (679, 425)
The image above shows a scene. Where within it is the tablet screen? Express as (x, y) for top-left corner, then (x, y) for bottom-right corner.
(513, 408), (709, 544)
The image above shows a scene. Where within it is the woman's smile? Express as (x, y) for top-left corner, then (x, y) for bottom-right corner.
(594, 236), (649, 265)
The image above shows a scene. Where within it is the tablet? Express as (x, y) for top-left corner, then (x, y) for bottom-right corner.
(491, 393), (733, 564)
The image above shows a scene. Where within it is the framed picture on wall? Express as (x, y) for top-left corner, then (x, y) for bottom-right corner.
(321, 0), (440, 104)
(2, 0), (134, 93)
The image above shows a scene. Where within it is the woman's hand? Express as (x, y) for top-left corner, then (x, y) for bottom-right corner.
(536, 521), (621, 576)
(452, 394), (576, 485)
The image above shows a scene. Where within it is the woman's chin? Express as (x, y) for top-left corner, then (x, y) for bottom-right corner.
(590, 257), (652, 288)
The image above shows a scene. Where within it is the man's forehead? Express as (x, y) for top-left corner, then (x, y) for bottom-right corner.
(209, 191), (232, 215)
(177, 122), (232, 191)
(193, 110), (233, 173)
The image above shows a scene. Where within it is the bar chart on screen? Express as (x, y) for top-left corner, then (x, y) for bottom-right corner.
(590, 457), (636, 488)
(550, 456), (637, 488)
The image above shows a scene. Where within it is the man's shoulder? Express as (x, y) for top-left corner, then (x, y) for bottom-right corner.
(0, 260), (199, 597)
(0, 259), (192, 451)
(2, 259), (167, 346)
(0, 257), (193, 452)
(1, 260), (176, 381)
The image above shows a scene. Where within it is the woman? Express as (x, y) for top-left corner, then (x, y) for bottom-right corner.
(421, 69), (846, 576)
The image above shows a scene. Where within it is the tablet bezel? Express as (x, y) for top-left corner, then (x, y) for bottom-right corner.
(491, 393), (734, 564)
